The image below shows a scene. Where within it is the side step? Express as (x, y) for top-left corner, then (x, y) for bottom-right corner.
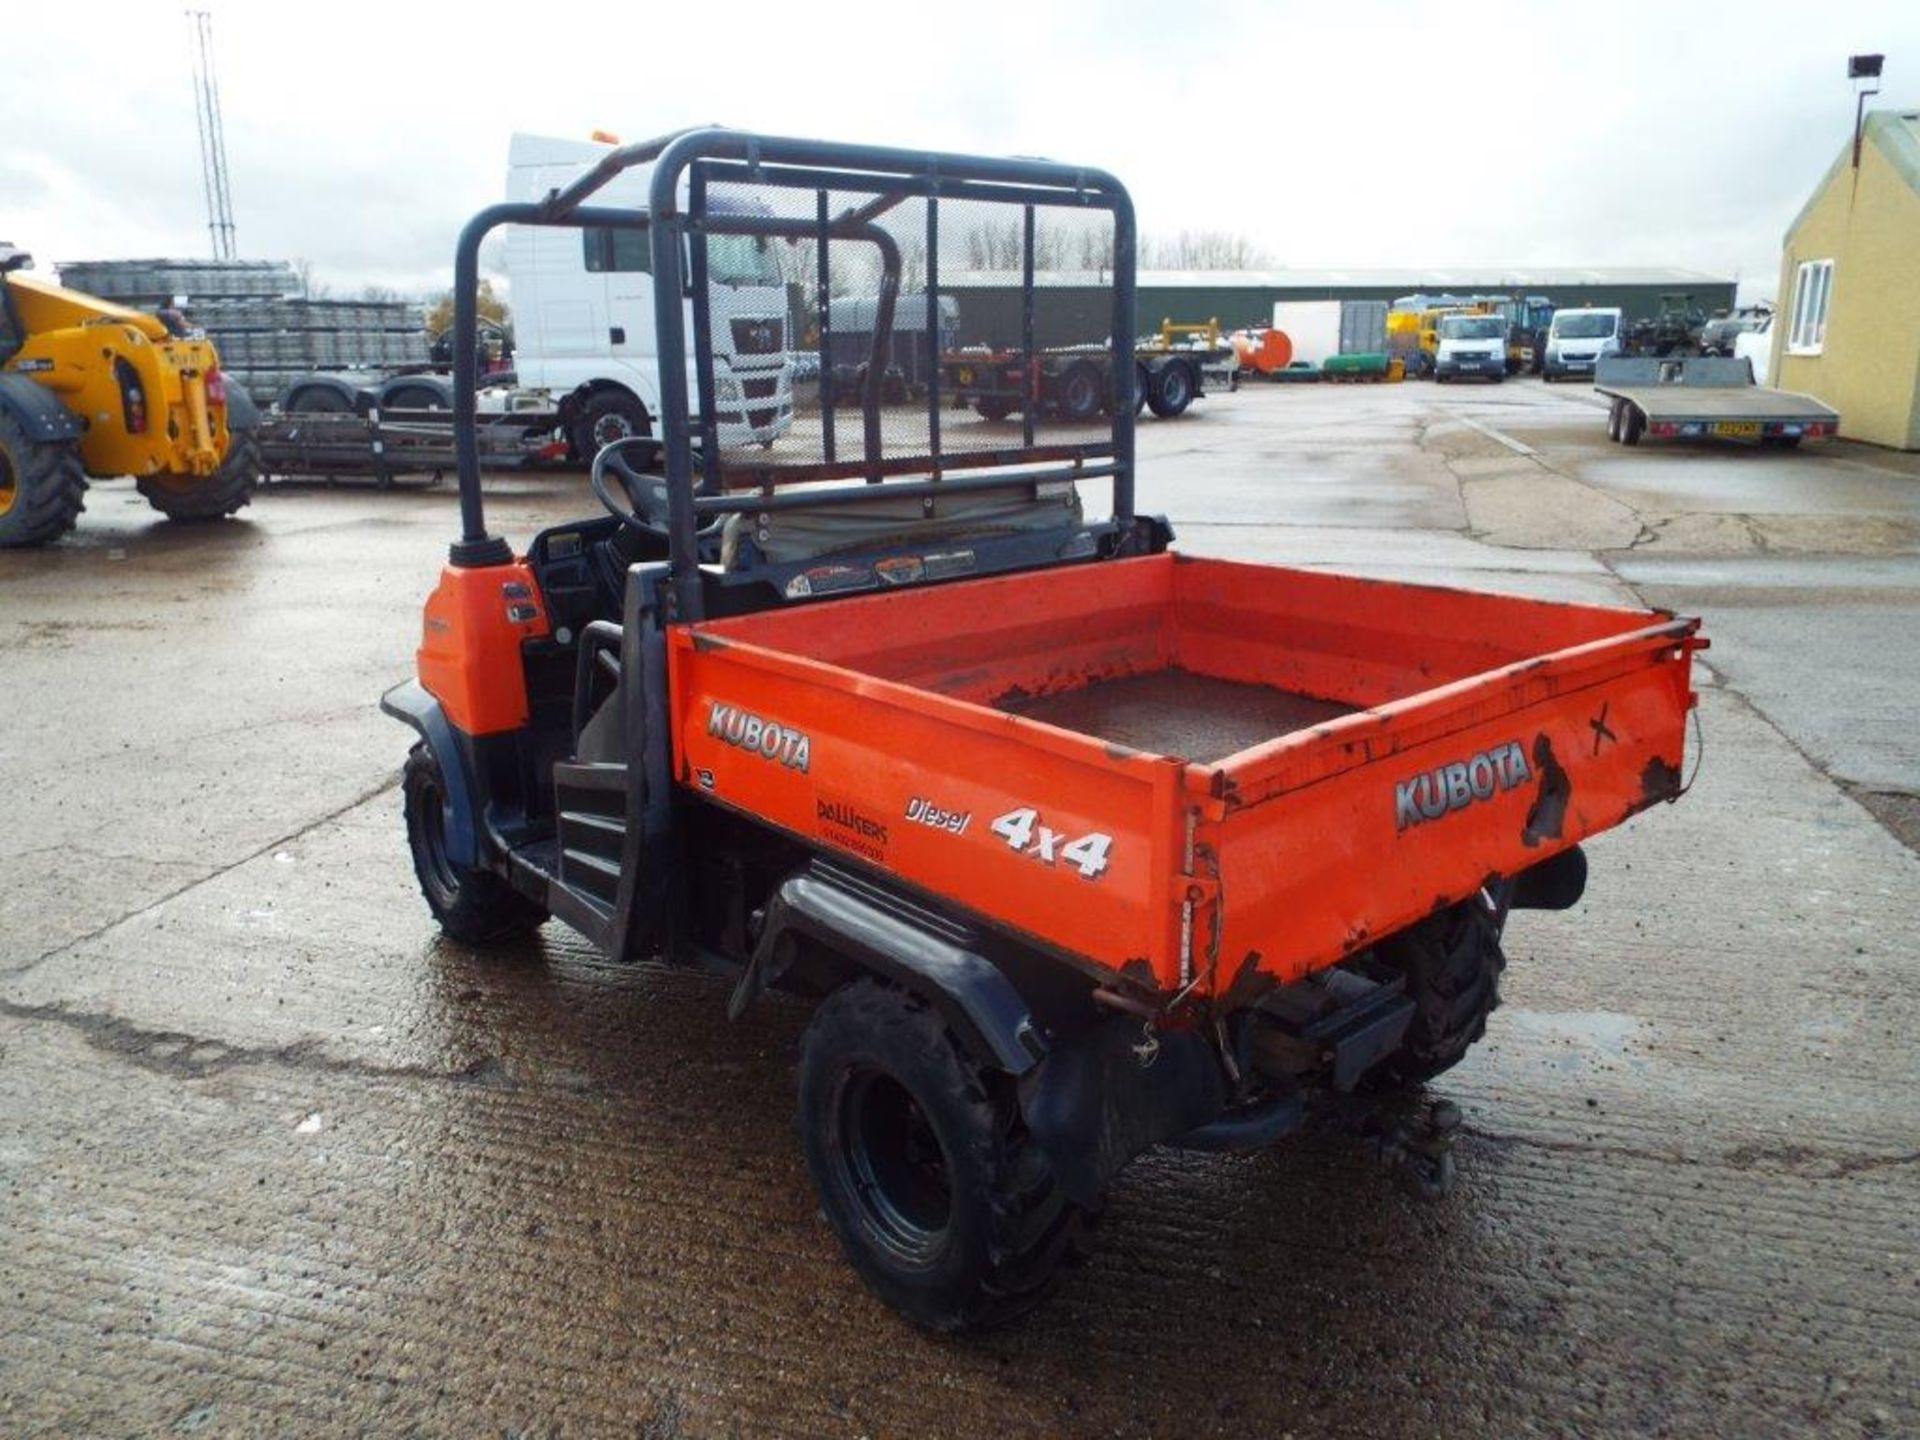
(550, 761), (628, 941)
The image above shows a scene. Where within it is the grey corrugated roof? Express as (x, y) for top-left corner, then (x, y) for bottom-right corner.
(944, 265), (1733, 289)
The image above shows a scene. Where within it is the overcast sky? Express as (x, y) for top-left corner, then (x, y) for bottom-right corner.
(5, 1), (1914, 305)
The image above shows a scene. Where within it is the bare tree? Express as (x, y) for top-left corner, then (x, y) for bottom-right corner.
(1139, 230), (1274, 270)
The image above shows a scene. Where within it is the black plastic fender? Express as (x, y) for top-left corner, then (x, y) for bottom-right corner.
(1019, 1017), (1232, 1205)
(0, 372), (84, 443)
(734, 867), (1045, 1077)
(376, 374), (454, 411)
(280, 373), (372, 414)
(223, 384), (261, 432)
(379, 679), (479, 868)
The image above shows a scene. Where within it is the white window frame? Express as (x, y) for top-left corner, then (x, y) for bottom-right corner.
(1787, 258), (1833, 356)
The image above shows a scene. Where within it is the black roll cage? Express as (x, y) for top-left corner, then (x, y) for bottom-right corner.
(447, 128), (1138, 622)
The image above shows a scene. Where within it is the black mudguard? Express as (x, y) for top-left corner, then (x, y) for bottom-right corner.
(0, 372), (84, 443)
(1020, 1017), (1231, 1206)
(379, 679), (480, 868)
(736, 867), (1045, 1077)
(224, 384), (261, 432)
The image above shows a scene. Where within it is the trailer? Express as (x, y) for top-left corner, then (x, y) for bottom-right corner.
(254, 398), (566, 486)
(942, 319), (1232, 423)
(1594, 356), (1839, 449)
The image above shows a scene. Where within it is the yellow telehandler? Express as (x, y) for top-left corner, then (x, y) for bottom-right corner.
(0, 245), (260, 547)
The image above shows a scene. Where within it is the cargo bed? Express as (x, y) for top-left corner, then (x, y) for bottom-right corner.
(670, 553), (1702, 999)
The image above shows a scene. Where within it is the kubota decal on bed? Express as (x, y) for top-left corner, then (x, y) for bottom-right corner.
(707, 700), (811, 772)
(1394, 739), (1532, 832)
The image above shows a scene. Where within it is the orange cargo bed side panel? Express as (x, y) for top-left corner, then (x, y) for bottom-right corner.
(668, 626), (1191, 990)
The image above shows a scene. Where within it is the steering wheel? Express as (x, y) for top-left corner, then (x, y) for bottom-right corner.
(589, 435), (670, 536)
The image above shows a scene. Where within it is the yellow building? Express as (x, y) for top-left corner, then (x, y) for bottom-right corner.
(1774, 108), (1920, 450)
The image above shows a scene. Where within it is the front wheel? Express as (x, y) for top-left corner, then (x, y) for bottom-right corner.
(569, 390), (651, 465)
(0, 410), (87, 548)
(138, 431), (261, 522)
(402, 743), (546, 944)
(798, 979), (1094, 1331)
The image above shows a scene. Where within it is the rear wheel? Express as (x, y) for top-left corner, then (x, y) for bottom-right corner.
(1056, 363), (1103, 422)
(798, 979), (1094, 1331)
(1146, 361), (1194, 418)
(402, 743), (546, 944)
(1621, 403), (1646, 446)
(137, 432), (261, 522)
(1368, 899), (1507, 1087)
(0, 410), (87, 548)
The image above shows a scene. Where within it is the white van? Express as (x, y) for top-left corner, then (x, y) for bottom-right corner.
(503, 133), (793, 458)
(1433, 313), (1508, 382)
(1543, 308), (1624, 381)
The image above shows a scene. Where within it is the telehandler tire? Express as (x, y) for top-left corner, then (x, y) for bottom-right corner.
(798, 979), (1094, 1331)
(402, 743), (547, 944)
(137, 432), (261, 522)
(0, 411), (87, 549)
(1367, 898), (1506, 1087)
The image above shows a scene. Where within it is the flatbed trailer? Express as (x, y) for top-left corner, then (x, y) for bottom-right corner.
(943, 327), (1232, 423)
(255, 403), (565, 485)
(1594, 356), (1839, 448)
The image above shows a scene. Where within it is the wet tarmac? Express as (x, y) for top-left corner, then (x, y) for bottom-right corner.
(3, 379), (1916, 1438)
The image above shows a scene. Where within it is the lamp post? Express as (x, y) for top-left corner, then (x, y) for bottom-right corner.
(1850, 53), (1884, 170)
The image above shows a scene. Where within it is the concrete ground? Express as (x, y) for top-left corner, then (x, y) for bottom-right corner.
(2, 377), (1915, 1438)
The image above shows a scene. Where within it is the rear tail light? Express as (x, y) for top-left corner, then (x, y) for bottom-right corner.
(114, 358), (147, 434)
(205, 367), (227, 406)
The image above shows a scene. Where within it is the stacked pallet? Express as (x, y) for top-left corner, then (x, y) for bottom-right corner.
(56, 258), (430, 405)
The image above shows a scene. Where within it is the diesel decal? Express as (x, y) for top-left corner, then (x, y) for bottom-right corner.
(1395, 740), (1531, 831)
(707, 701), (811, 772)
(817, 795), (888, 862)
(905, 796), (970, 835)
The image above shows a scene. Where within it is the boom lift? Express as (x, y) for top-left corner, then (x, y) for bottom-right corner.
(383, 131), (1706, 1329)
(0, 247), (260, 547)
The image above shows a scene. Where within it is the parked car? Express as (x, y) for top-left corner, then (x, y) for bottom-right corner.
(1542, 308), (1624, 382)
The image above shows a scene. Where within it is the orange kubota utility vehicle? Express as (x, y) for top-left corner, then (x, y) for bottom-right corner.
(383, 131), (1705, 1330)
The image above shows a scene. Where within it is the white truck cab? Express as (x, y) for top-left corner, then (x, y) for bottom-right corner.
(1543, 307), (1624, 381)
(503, 132), (793, 458)
(1433, 313), (1508, 383)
